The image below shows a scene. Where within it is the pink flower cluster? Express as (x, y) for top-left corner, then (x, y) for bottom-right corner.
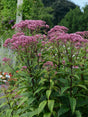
(43, 61), (53, 67)
(48, 27), (88, 47)
(22, 66), (27, 69)
(48, 25), (69, 38)
(12, 20), (49, 31)
(47, 25), (88, 46)
(3, 33), (47, 50)
(21, 66), (27, 71)
(38, 53), (41, 57)
(49, 32), (85, 42)
(76, 31), (88, 39)
(2, 57), (11, 62)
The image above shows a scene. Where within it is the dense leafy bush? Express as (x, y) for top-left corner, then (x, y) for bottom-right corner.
(0, 0), (53, 34)
(0, 20), (88, 117)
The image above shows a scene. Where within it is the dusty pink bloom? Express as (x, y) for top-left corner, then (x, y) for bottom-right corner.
(38, 53), (41, 57)
(43, 61), (53, 67)
(48, 25), (69, 38)
(45, 24), (49, 29)
(62, 60), (65, 65)
(2, 57), (11, 62)
(21, 68), (23, 71)
(1, 84), (8, 89)
(76, 31), (88, 39)
(22, 66), (27, 69)
(75, 42), (81, 47)
(55, 71), (57, 75)
(4, 34), (39, 51)
(72, 66), (79, 69)
(43, 34), (46, 39)
(12, 20), (48, 32)
(55, 64), (57, 67)
(42, 41), (47, 46)
(2, 63), (5, 65)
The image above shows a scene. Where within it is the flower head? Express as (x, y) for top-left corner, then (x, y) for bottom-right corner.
(2, 57), (11, 62)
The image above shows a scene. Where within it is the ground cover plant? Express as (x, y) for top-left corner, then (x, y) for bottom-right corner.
(0, 20), (88, 117)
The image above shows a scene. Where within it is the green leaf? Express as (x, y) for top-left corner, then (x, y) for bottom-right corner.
(20, 112), (34, 117)
(34, 87), (46, 95)
(74, 75), (80, 80)
(10, 101), (14, 108)
(58, 78), (68, 84)
(38, 100), (47, 114)
(77, 98), (88, 107)
(0, 102), (7, 108)
(76, 84), (87, 90)
(58, 106), (70, 117)
(50, 79), (54, 87)
(75, 110), (82, 117)
(13, 115), (19, 117)
(43, 113), (51, 117)
(46, 90), (51, 99)
(17, 97), (28, 108)
(6, 109), (13, 117)
(48, 100), (54, 112)
(28, 98), (35, 105)
(69, 97), (76, 114)
(39, 78), (47, 84)
(0, 95), (7, 99)
(61, 87), (70, 95)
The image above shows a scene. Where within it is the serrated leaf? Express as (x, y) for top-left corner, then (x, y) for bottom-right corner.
(61, 87), (70, 95)
(58, 106), (70, 117)
(38, 100), (47, 114)
(43, 113), (51, 117)
(48, 100), (54, 112)
(75, 110), (82, 117)
(69, 97), (76, 114)
(46, 90), (51, 99)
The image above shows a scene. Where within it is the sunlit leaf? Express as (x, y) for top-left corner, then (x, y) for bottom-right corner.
(48, 100), (54, 112)
(46, 89), (51, 99)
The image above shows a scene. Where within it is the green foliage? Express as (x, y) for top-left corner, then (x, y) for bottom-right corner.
(0, 0), (16, 32)
(42, 0), (77, 25)
(60, 5), (88, 33)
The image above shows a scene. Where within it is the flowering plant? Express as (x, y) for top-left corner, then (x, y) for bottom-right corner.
(0, 20), (88, 117)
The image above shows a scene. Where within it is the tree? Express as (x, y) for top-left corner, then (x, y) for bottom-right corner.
(59, 5), (88, 33)
(22, 0), (53, 27)
(42, 0), (77, 25)
(0, 0), (53, 33)
(81, 5), (88, 31)
(42, 0), (57, 7)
